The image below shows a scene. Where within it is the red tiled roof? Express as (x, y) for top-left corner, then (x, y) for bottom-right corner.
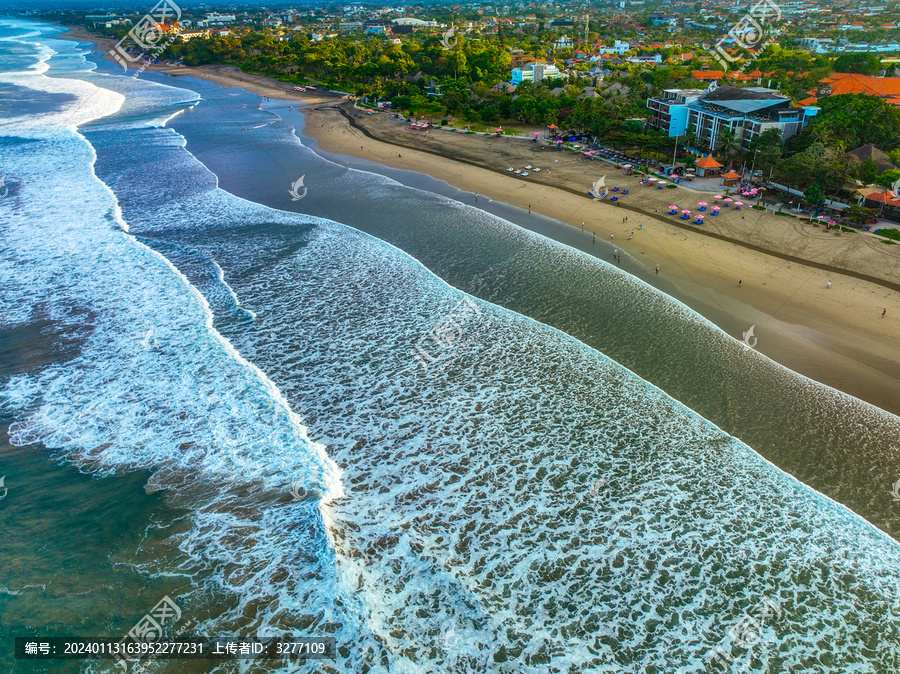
(822, 73), (900, 98)
(696, 156), (724, 168)
(798, 96), (818, 106)
(693, 70), (725, 80)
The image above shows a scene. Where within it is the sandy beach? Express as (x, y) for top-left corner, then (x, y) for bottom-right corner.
(302, 103), (900, 415)
(63, 26), (900, 416)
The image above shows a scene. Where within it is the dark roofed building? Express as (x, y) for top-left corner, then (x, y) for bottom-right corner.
(842, 145), (897, 174)
(647, 83), (820, 151)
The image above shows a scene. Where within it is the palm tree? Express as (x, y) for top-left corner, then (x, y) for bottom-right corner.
(715, 127), (741, 168)
(682, 124), (699, 152)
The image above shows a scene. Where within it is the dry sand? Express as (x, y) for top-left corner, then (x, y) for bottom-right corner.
(62, 26), (900, 415)
(303, 104), (900, 415)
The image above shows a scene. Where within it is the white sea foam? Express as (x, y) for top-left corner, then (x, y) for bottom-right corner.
(3, 19), (900, 674)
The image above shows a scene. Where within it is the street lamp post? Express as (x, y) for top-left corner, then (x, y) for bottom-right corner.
(671, 133), (679, 177)
(748, 148), (760, 188)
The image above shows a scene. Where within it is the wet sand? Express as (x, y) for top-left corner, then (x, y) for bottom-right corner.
(61, 26), (900, 416)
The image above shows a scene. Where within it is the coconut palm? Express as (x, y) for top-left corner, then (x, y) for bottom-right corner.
(715, 127), (741, 168)
(682, 124), (699, 152)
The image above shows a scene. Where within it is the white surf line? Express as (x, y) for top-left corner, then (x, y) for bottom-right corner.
(179, 87), (900, 550)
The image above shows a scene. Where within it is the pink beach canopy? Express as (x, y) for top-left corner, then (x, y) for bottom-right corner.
(682, 210), (691, 214)
(696, 214), (704, 219)
(669, 205), (678, 209)
(698, 202), (708, 206)
(734, 201), (744, 206)
(714, 195), (723, 199)
(724, 198), (733, 203)
(711, 205), (720, 210)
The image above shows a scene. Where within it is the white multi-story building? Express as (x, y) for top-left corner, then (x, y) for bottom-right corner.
(647, 84), (818, 150)
(511, 62), (560, 86)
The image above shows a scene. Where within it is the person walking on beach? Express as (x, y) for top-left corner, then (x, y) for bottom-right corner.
(827, 280), (832, 289)
(738, 280), (742, 287)
(656, 265), (659, 274)
(610, 234), (614, 240)
(475, 193), (478, 202)
(592, 233), (596, 244)
(883, 308), (887, 317)
(528, 204), (531, 214)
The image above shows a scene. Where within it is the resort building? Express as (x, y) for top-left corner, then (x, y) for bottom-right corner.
(647, 84), (818, 151)
(511, 62), (560, 86)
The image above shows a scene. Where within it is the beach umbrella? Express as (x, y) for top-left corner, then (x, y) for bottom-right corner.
(534, 131), (540, 137)
(698, 202), (707, 206)
(648, 178), (656, 182)
(734, 201), (744, 206)
(711, 205), (720, 211)
(682, 210), (691, 214)
(669, 205), (678, 210)
(724, 198), (733, 203)
(714, 195), (723, 200)
(696, 214), (704, 219)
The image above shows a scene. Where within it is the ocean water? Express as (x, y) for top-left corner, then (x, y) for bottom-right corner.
(1, 19), (900, 674)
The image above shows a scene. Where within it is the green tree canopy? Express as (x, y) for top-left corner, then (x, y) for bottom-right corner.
(794, 94), (900, 152)
(832, 53), (882, 76)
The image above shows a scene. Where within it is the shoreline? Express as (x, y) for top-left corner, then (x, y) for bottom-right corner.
(299, 103), (900, 416)
(61, 25), (900, 417)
